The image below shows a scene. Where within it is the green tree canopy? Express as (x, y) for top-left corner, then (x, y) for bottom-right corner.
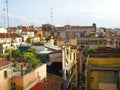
(26, 48), (37, 55)
(12, 49), (21, 62)
(87, 48), (94, 54)
(26, 37), (32, 43)
(23, 48), (41, 68)
(0, 54), (5, 59)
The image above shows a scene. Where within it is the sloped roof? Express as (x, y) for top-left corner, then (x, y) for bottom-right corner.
(0, 33), (22, 38)
(30, 82), (48, 90)
(0, 60), (12, 67)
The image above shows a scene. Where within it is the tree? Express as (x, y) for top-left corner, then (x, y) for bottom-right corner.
(45, 37), (50, 42)
(23, 52), (35, 62)
(0, 54), (5, 59)
(26, 37), (32, 43)
(87, 48), (94, 54)
(26, 48), (37, 56)
(23, 48), (41, 69)
(12, 49), (21, 62)
(40, 34), (46, 41)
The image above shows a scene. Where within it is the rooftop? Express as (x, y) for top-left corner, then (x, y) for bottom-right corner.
(0, 33), (22, 38)
(0, 60), (12, 67)
(30, 82), (48, 90)
(89, 47), (120, 57)
(45, 45), (61, 50)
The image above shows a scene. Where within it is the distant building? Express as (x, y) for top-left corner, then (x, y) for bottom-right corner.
(55, 23), (96, 41)
(0, 33), (23, 54)
(0, 27), (7, 33)
(78, 37), (106, 49)
(42, 23), (96, 41)
(42, 24), (55, 38)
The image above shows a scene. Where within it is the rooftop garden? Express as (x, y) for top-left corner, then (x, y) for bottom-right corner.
(7, 47), (41, 76)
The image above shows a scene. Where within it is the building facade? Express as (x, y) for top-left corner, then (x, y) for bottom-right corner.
(85, 47), (120, 90)
(0, 60), (13, 90)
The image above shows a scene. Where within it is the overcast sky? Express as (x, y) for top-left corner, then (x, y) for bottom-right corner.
(0, 0), (120, 28)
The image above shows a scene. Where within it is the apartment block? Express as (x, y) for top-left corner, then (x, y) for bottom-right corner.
(85, 47), (120, 90)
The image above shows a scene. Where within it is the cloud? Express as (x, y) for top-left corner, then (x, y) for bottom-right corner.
(8, 13), (40, 24)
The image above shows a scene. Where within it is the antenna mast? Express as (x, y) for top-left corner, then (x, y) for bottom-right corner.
(6, 0), (10, 29)
(51, 8), (53, 25)
(3, 7), (6, 27)
(6, 0), (11, 61)
(51, 8), (54, 36)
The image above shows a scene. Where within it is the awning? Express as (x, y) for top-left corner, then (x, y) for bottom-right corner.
(30, 82), (48, 90)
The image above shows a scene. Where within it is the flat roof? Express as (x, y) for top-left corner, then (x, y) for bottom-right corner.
(45, 45), (61, 50)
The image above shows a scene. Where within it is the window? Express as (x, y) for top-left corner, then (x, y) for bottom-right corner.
(99, 71), (118, 83)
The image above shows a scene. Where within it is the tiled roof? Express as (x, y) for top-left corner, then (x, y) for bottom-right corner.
(22, 28), (37, 33)
(28, 29), (37, 33)
(30, 82), (48, 90)
(22, 28), (28, 32)
(34, 33), (40, 37)
(0, 60), (12, 67)
(47, 73), (63, 90)
(0, 33), (22, 38)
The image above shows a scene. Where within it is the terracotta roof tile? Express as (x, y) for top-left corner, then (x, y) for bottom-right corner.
(30, 82), (48, 90)
(0, 33), (22, 38)
(0, 60), (12, 67)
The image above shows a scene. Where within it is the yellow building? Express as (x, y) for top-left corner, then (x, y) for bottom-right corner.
(85, 47), (120, 90)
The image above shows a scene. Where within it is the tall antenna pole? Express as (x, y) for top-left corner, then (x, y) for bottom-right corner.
(3, 7), (6, 27)
(51, 8), (53, 25)
(6, 0), (9, 29)
(51, 8), (53, 36)
(6, 0), (11, 61)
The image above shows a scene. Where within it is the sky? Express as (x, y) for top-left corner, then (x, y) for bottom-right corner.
(0, 0), (120, 28)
